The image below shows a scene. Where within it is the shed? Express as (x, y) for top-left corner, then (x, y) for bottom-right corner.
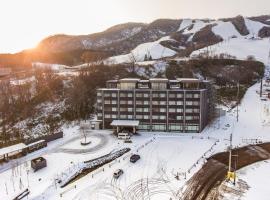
(31, 157), (47, 172)
(0, 143), (27, 161)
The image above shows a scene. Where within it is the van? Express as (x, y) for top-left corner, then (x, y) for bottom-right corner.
(118, 132), (131, 140)
(113, 169), (123, 179)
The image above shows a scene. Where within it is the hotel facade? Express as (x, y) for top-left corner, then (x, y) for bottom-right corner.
(96, 78), (212, 133)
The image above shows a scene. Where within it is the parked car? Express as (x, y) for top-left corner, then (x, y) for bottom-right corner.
(113, 169), (123, 179)
(130, 154), (140, 163)
(118, 132), (131, 140)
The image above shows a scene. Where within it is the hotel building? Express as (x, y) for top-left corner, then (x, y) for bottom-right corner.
(96, 78), (212, 133)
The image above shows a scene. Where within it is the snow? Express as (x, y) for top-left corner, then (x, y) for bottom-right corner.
(237, 160), (270, 200)
(212, 21), (241, 40)
(10, 76), (35, 85)
(244, 18), (268, 37)
(191, 38), (270, 64)
(1, 71), (270, 199)
(221, 160), (270, 200)
(0, 143), (26, 156)
(106, 36), (177, 64)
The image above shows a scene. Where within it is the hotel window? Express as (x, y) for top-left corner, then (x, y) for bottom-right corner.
(97, 99), (102, 103)
(144, 101), (149, 105)
(111, 114), (117, 119)
(136, 115), (143, 119)
(194, 94), (200, 98)
(186, 116), (193, 120)
(193, 101), (199, 106)
(136, 108), (143, 112)
(160, 101), (166, 105)
(120, 100), (126, 104)
(177, 93), (183, 98)
(152, 100), (158, 105)
(169, 108), (176, 112)
(160, 108), (166, 112)
(143, 115), (149, 119)
(120, 115), (127, 119)
(176, 116), (183, 120)
(177, 101), (183, 105)
(136, 100), (143, 105)
(128, 100), (133, 105)
(169, 101), (176, 105)
(152, 93), (159, 98)
(143, 108), (149, 112)
(120, 107), (127, 112)
(128, 115), (133, 119)
(136, 93), (143, 97)
(97, 92), (102, 97)
(112, 93), (117, 98)
(176, 108), (183, 113)
(105, 100), (110, 104)
(186, 101), (193, 106)
(193, 108), (200, 113)
(160, 93), (166, 98)
(186, 94), (193, 98)
(169, 93), (176, 98)
(104, 93), (111, 97)
(128, 108), (133, 112)
(152, 115), (159, 120)
(143, 93), (149, 98)
(160, 115), (166, 120)
(98, 113), (102, 117)
(128, 93), (133, 97)
(105, 114), (110, 119)
(112, 107), (117, 112)
(111, 100), (117, 105)
(186, 108), (193, 113)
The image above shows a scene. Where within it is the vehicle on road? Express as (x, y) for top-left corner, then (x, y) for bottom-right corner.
(130, 154), (140, 163)
(118, 131), (131, 140)
(113, 169), (123, 179)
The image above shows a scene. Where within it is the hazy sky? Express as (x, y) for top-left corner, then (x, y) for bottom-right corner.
(0, 0), (269, 53)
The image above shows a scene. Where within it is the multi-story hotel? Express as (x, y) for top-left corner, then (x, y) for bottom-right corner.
(96, 78), (213, 133)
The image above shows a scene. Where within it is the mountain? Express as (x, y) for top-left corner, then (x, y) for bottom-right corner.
(1, 15), (270, 69)
(36, 15), (270, 64)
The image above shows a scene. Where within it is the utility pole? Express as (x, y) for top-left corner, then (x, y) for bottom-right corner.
(260, 78), (263, 98)
(236, 81), (239, 122)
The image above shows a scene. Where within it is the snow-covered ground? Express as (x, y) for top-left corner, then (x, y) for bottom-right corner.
(1, 78), (270, 199)
(221, 160), (270, 200)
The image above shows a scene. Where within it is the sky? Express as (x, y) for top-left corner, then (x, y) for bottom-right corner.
(0, 0), (269, 53)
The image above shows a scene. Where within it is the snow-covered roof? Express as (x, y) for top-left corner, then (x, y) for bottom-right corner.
(149, 78), (168, 82)
(120, 78), (140, 82)
(0, 143), (27, 155)
(26, 140), (46, 148)
(111, 120), (140, 127)
(177, 78), (201, 83)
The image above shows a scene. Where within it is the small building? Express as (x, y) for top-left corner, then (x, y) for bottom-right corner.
(31, 157), (47, 172)
(0, 143), (27, 162)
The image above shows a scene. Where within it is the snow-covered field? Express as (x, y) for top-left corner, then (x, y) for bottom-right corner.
(221, 160), (270, 200)
(1, 77), (270, 199)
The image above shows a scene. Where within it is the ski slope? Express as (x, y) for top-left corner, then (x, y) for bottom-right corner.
(106, 36), (177, 64)
(191, 38), (270, 64)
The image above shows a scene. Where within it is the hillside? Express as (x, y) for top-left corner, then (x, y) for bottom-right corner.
(0, 15), (269, 70)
